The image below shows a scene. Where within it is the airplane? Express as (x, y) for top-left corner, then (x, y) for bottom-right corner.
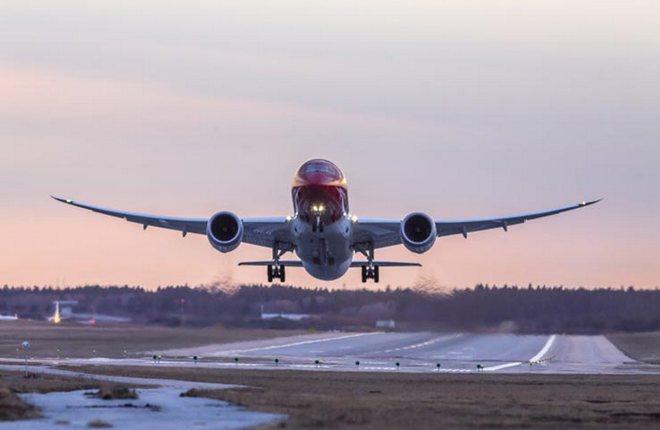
(52, 159), (600, 283)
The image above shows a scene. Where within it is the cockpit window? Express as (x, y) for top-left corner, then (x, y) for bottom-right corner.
(298, 160), (342, 179)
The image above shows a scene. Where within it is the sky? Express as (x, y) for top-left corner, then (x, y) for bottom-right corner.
(1, 1), (659, 289)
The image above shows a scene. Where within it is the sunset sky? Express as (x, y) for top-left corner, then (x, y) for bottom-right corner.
(1, 1), (659, 289)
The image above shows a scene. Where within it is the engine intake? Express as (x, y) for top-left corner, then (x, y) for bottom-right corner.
(206, 211), (243, 253)
(400, 212), (437, 253)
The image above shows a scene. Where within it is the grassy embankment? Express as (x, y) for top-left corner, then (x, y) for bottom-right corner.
(608, 331), (660, 365)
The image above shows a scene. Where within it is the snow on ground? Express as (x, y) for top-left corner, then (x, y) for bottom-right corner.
(3, 388), (283, 430)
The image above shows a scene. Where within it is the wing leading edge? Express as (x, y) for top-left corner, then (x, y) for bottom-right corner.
(50, 196), (289, 248)
(354, 199), (602, 249)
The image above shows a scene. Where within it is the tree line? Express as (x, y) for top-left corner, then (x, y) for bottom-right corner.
(0, 283), (658, 333)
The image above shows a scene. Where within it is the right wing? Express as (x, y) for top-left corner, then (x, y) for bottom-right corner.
(51, 196), (292, 249)
(353, 199), (601, 249)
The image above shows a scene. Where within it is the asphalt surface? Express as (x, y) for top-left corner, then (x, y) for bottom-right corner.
(143, 331), (657, 375)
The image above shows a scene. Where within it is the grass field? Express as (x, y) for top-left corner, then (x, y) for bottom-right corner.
(0, 320), (302, 359)
(63, 365), (660, 429)
(608, 332), (660, 364)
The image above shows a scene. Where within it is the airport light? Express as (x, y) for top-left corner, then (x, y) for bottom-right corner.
(476, 364), (483, 371)
(274, 358), (279, 366)
(21, 341), (30, 377)
(395, 362), (400, 370)
(355, 360), (360, 367)
(234, 357), (239, 365)
(436, 363), (441, 371)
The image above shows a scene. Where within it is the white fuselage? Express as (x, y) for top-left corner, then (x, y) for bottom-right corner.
(292, 215), (353, 280)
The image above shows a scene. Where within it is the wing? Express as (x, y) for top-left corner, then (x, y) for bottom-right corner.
(51, 196), (290, 249)
(353, 199), (602, 249)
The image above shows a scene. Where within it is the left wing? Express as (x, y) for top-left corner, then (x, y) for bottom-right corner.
(353, 199), (601, 249)
(51, 196), (290, 248)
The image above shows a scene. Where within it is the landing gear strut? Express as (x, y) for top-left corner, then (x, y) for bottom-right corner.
(267, 264), (285, 283)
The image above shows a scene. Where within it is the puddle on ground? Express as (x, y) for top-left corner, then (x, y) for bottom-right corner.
(2, 388), (283, 429)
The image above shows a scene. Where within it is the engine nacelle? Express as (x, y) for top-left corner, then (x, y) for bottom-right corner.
(400, 212), (437, 254)
(206, 211), (243, 253)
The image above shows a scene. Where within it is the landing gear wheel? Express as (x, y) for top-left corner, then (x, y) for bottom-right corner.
(280, 265), (286, 283)
(361, 266), (367, 283)
(267, 265), (274, 283)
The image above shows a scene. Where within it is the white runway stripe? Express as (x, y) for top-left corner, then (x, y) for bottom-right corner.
(221, 332), (381, 355)
(484, 334), (557, 372)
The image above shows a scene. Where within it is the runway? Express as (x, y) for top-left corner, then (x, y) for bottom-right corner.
(29, 331), (656, 375)
(139, 331), (655, 375)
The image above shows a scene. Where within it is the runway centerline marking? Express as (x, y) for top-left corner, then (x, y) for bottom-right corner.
(484, 334), (556, 372)
(369, 333), (463, 355)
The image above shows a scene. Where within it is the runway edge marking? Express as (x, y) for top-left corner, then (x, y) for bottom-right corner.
(484, 334), (557, 372)
(220, 332), (383, 355)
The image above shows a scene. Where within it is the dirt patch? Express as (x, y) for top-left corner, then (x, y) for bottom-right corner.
(87, 418), (113, 428)
(87, 385), (138, 400)
(65, 365), (660, 429)
(0, 370), (99, 394)
(0, 387), (41, 421)
(608, 332), (660, 364)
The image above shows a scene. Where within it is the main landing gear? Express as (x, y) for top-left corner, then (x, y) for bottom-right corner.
(358, 244), (379, 283)
(267, 264), (285, 283)
(361, 265), (379, 283)
(267, 242), (289, 283)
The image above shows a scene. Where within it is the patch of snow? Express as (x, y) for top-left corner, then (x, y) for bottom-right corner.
(3, 388), (283, 430)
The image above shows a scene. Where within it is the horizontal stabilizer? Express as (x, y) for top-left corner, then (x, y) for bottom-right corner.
(238, 260), (421, 268)
(351, 261), (421, 267)
(239, 260), (303, 267)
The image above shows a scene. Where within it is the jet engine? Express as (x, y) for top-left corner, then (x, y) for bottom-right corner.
(206, 211), (243, 252)
(400, 212), (437, 253)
